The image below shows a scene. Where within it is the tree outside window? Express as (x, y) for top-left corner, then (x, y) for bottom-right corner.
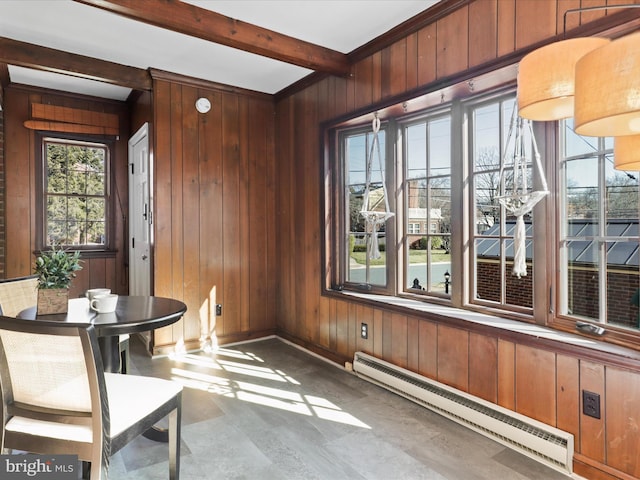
(43, 138), (109, 249)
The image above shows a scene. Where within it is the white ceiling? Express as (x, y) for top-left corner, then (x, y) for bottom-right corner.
(0, 0), (440, 100)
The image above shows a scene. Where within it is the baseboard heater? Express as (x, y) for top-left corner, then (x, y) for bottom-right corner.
(353, 351), (574, 476)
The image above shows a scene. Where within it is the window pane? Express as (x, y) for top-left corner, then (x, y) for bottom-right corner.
(404, 113), (451, 296)
(473, 104), (500, 171)
(567, 240), (600, 320)
(475, 238), (500, 302)
(474, 172), (500, 235)
(606, 157), (639, 220)
(429, 116), (451, 176)
(564, 118), (598, 157)
(43, 139), (109, 248)
(565, 157), (599, 223)
(345, 129), (389, 287)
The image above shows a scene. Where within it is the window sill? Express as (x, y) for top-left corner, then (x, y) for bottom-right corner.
(324, 289), (640, 371)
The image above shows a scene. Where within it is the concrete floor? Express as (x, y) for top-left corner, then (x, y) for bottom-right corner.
(110, 336), (575, 480)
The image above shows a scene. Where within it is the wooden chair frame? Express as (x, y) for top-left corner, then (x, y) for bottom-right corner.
(0, 315), (181, 479)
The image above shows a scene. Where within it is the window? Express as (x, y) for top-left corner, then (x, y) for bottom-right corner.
(403, 112), (452, 295)
(40, 137), (111, 250)
(559, 119), (640, 331)
(340, 125), (394, 291)
(469, 95), (534, 310)
(326, 73), (640, 348)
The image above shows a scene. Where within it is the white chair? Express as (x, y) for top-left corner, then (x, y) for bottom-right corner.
(0, 315), (182, 479)
(0, 275), (38, 317)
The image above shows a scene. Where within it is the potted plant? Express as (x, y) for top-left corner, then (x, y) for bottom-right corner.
(34, 245), (83, 314)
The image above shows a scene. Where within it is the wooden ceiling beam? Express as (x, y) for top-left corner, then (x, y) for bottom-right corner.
(0, 37), (151, 91)
(74, 0), (351, 76)
(0, 62), (9, 107)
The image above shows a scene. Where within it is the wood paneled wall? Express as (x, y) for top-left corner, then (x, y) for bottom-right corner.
(3, 85), (129, 299)
(275, 1), (640, 478)
(150, 75), (278, 352)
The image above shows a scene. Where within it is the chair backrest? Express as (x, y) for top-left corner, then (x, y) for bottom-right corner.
(0, 276), (38, 317)
(0, 316), (107, 463)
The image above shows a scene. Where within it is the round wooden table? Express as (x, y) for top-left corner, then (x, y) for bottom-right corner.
(19, 295), (187, 373)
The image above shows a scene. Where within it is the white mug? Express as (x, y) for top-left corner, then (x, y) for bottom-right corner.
(86, 288), (111, 301)
(91, 293), (118, 313)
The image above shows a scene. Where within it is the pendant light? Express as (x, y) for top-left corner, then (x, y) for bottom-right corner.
(614, 135), (640, 171)
(574, 32), (640, 137)
(517, 37), (609, 121)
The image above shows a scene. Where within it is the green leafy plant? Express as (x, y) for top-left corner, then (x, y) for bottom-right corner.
(34, 246), (83, 289)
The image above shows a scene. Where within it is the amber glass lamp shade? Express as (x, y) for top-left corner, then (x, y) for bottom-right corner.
(575, 32), (640, 137)
(517, 37), (609, 121)
(614, 135), (640, 171)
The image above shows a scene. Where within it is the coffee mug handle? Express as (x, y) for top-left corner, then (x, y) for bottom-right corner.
(91, 299), (99, 311)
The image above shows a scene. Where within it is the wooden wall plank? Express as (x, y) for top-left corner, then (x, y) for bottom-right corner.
(249, 97), (270, 333)
(496, 0), (516, 57)
(469, 333), (497, 403)
(468, 0), (497, 67)
(418, 319), (437, 379)
(515, 0), (557, 49)
(515, 345), (556, 425)
(497, 339), (515, 410)
(557, 354), (580, 450)
(354, 55), (373, 110)
(4, 89), (34, 277)
(606, 366), (640, 477)
(198, 90), (223, 347)
(180, 85), (201, 344)
(389, 39), (408, 97)
(390, 312), (408, 369)
(238, 95), (250, 333)
(407, 315), (420, 372)
(169, 82), (185, 345)
(417, 23), (437, 87)
(436, 7), (469, 79)
(580, 361), (606, 463)
(437, 325), (469, 391)
(221, 93), (241, 337)
(335, 299), (349, 358)
(405, 32), (418, 92)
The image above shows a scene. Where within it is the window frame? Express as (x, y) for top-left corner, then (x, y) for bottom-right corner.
(36, 132), (116, 255)
(399, 108), (453, 298)
(323, 62), (640, 351)
(333, 122), (397, 294)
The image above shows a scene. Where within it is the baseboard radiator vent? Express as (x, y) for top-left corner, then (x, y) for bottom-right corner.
(353, 352), (574, 476)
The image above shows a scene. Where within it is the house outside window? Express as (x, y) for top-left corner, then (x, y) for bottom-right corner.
(40, 136), (112, 251)
(404, 112), (452, 295)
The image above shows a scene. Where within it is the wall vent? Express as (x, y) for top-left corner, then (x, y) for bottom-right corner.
(353, 351), (574, 476)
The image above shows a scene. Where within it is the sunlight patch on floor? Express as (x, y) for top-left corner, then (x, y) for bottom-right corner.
(168, 349), (370, 429)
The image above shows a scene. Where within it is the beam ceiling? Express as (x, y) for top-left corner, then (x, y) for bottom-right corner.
(74, 0), (351, 76)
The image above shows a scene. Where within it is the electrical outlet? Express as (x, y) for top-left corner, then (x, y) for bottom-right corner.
(360, 323), (368, 339)
(216, 304), (222, 316)
(582, 390), (601, 419)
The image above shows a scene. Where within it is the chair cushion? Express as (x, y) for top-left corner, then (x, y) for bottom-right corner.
(5, 416), (92, 443)
(104, 373), (182, 437)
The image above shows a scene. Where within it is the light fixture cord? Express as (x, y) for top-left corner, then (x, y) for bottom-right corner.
(563, 4), (640, 38)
